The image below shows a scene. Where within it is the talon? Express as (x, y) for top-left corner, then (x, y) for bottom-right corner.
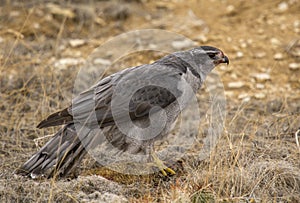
(160, 169), (167, 176)
(165, 167), (176, 175)
(151, 153), (176, 176)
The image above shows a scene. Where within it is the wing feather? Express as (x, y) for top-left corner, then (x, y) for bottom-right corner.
(37, 63), (185, 128)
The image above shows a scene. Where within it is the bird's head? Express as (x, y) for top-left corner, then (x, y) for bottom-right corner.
(157, 45), (229, 80)
(187, 46), (229, 78)
(190, 46), (229, 66)
(198, 46), (229, 65)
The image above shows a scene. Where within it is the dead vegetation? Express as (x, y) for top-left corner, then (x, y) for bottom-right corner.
(0, 0), (300, 202)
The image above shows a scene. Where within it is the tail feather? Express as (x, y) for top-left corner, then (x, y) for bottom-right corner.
(37, 108), (73, 129)
(16, 124), (87, 178)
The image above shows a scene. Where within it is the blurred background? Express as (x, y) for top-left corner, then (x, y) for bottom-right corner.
(0, 0), (300, 202)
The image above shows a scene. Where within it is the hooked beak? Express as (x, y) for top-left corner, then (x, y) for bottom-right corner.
(222, 55), (229, 65)
(214, 53), (229, 65)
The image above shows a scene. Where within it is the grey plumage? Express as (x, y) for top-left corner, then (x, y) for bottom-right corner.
(16, 46), (229, 178)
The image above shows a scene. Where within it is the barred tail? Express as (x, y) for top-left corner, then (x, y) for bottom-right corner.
(16, 124), (87, 178)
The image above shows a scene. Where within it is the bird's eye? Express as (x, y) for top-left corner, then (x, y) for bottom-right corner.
(207, 52), (217, 58)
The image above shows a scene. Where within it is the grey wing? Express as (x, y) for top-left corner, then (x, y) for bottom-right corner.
(71, 64), (185, 128)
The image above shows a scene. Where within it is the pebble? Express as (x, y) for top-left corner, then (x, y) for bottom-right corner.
(33, 23), (40, 29)
(240, 42), (247, 48)
(242, 97), (251, 102)
(230, 72), (238, 79)
(9, 10), (20, 17)
(270, 38), (281, 46)
(252, 73), (271, 82)
(280, 24), (287, 30)
(294, 20), (300, 28)
(225, 91), (234, 97)
(228, 81), (245, 89)
(226, 5), (236, 15)
(69, 39), (86, 47)
(278, 2), (288, 12)
(256, 83), (265, 89)
(273, 53), (284, 60)
(93, 58), (112, 66)
(196, 35), (208, 43)
(236, 51), (244, 58)
(293, 20), (300, 33)
(254, 51), (266, 58)
(267, 19), (274, 25)
(238, 93), (249, 100)
(254, 92), (266, 99)
(171, 39), (196, 50)
(289, 63), (300, 70)
(54, 58), (85, 70)
(257, 29), (264, 34)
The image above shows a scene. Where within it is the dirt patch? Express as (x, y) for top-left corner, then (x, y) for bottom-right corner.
(0, 0), (300, 202)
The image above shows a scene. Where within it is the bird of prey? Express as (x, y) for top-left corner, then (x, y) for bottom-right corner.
(16, 46), (229, 178)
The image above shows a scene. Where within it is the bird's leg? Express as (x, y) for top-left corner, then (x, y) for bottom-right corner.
(150, 152), (176, 176)
(145, 143), (176, 176)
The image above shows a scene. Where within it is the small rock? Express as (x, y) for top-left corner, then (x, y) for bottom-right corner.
(257, 29), (264, 34)
(226, 5), (236, 15)
(238, 93), (251, 102)
(69, 39), (86, 47)
(225, 91), (234, 97)
(240, 42), (247, 48)
(33, 23), (40, 29)
(228, 81), (245, 89)
(273, 53), (284, 60)
(93, 58), (112, 66)
(254, 92), (266, 99)
(238, 93), (249, 100)
(196, 35), (208, 43)
(252, 73), (271, 82)
(0, 37), (3, 43)
(242, 97), (251, 102)
(280, 24), (287, 30)
(247, 39), (253, 44)
(46, 3), (75, 18)
(267, 19), (274, 25)
(256, 83), (265, 89)
(219, 65), (228, 71)
(270, 38), (281, 46)
(278, 2), (288, 12)
(289, 63), (300, 70)
(227, 37), (232, 42)
(294, 20), (300, 28)
(171, 39), (196, 50)
(54, 58), (85, 70)
(155, 1), (175, 10)
(254, 52), (266, 58)
(230, 72), (238, 79)
(236, 51), (244, 58)
(9, 10), (20, 17)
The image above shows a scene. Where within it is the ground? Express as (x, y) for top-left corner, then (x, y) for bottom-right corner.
(0, 0), (300, 202)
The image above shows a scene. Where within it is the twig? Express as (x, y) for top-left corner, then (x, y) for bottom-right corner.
(34, 134), (54, 148)
(295, 128), (300, 153)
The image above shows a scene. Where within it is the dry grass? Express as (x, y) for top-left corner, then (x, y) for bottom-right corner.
(1, 0), (300, 202)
